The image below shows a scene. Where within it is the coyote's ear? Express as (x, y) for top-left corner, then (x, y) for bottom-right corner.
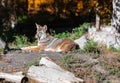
(43, 25), (47, 32)
(35, 23), (38, 26)
(35, 23), (39, 29)
(35, 23), (42, 29)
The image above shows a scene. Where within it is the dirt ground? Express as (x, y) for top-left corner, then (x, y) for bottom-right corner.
(0, 50), (62, 73)
(0, 50), (120, 83)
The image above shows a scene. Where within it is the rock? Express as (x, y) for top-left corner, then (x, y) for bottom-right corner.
(100, 26), (116, 34)
(76, 26), (120, 49)
(39, 57), (63, 71)
(75, 25), (120, 49)
(74, 35), (88, 49)
(88, 26), (116, 34)
(88, 30), (120, 49)
(0, 38), (6, 49)
(27, 57), (84, 83)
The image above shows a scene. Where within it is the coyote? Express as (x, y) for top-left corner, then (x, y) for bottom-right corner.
(21, 23), (78, 53)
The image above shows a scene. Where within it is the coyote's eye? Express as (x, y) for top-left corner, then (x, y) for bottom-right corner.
(35, 31), (42, 38)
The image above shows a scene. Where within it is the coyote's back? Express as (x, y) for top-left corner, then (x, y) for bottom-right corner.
(21, 24), (78, 53)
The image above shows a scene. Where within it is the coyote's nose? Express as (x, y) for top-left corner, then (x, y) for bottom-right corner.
(35, 34), (38, 39)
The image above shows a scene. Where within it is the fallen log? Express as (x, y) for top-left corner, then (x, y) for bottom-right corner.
(0, 72), (28, 83)
(27, 57), (84, 83)
(39, 57), (64, 71)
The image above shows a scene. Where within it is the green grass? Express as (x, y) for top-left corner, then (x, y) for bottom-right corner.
(61, 54), (74, 68)
(83, 39), (98, 53)
(83, 39), (101, 58)
(93, 72), (104, 82)
(24, 60), (40, 67)
(100, 61), (120, 78)
(60, 53), (82, 70)
(108, 45), (117, 52)
(0, 48), (3, 52)
(108, 45), (120, 54)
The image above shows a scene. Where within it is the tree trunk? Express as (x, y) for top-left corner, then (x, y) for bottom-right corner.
(95, 1), (100, 31)
(112, 0), (120, 33)
(0, 72), (28, 83)
(96, 13), (100, 31)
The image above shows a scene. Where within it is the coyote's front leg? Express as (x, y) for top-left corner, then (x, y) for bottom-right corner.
(21, 45), (44, 51)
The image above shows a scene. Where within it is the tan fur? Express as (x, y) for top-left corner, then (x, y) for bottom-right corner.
(21, 24), (78, 53)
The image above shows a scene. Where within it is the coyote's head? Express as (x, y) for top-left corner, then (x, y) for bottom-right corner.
(35, 23), (48, 40)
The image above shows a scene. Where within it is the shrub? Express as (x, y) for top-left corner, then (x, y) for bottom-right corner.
(60, 53), (83, 70)
(14, 35), (29, 48)
(62, 54), (74, 65)
(54, 32), (70, 38)
(17, 15), (28, 23)
(71, 23), (90, 40)
(54, 23), (90, 40)
(83, 39), (99, 53)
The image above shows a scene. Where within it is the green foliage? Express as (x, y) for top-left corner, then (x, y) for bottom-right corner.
(17, 15), (28, 23)
(14, 35), (29, 48)
(83, 39), (98, 53)
(54, 23), (90, 40)
(83, 39), (101, 58)
(54, 32), (70, 38)
(71, 23), (90, 40)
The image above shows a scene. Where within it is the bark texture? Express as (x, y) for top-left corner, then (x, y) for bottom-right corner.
(112, 0), (120, 33)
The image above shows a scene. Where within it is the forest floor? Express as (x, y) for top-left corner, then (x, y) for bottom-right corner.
(0, 49), (120, 83)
